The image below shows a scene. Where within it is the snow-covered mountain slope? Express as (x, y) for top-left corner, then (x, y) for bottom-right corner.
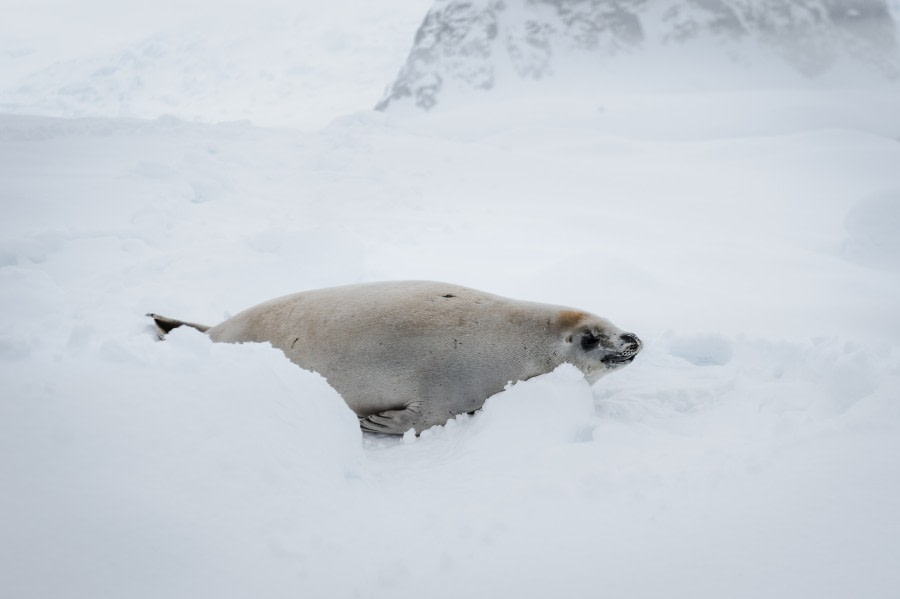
(2, 85), (900, 597)
(377, 0), (900, 111)
(0, 0), (432, 128)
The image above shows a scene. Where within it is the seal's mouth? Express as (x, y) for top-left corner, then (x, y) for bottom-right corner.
(601, 352), (637, 365)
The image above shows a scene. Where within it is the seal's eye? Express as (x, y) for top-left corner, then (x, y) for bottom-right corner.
(580, 332), (601, 351)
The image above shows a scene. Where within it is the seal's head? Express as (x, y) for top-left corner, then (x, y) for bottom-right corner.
(555, 310), (642, 383)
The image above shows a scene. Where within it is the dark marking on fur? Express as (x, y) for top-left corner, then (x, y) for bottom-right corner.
(442, 293), (456, 298)
(581, 331), (601, 350)
(291, 337), (299, 349)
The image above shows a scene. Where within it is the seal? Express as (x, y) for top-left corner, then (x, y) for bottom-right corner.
(148, 281), (641, 434)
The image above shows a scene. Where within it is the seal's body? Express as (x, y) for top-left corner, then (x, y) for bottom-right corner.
(149, 281), (641, 434)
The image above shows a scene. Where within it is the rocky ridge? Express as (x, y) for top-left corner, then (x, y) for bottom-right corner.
(377, 0), (900, 111)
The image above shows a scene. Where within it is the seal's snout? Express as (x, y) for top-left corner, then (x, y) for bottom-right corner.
(599, 332), (642, 366)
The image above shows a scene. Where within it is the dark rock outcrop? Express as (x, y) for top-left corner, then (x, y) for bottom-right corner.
(377, 0), (899, 111)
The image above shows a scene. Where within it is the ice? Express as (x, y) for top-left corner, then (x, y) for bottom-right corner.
(668, 333), (734, 367)
(844, 189), (900, 270)
(2, 1), (900, 598)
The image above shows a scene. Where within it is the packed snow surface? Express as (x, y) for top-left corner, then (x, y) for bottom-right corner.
(2, 2), (900, 598)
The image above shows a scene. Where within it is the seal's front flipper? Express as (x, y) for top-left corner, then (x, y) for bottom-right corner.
(359, 403), (423, 435)
(147, 313), (211, 340)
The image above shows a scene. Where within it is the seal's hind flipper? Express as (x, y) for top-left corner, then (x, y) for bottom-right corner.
(146, 313), (210, 340)
(359, 403), (424, 436)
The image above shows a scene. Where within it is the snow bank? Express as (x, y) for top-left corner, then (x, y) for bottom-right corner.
(0, 326), (363, 598)
(844, 188), (900, 271)
(361, 336), (900, 599)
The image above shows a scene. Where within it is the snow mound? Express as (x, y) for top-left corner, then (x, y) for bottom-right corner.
(843, 189), (900, 271)
(405, 363), (597, 451)
(471, 363), (596, 444)
(668, 332), (734, 366)
(358, 334), (900, 599)
(0, 326), (363, 598)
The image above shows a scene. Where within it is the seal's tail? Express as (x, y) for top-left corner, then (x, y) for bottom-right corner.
(146, 313), (210, 340)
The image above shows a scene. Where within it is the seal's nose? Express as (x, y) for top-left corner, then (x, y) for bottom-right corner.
(620, 332), (642, 353)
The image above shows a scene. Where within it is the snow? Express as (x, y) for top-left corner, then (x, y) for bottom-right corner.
(0, 0), (433, 129)
(2, 2), (900, 598)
